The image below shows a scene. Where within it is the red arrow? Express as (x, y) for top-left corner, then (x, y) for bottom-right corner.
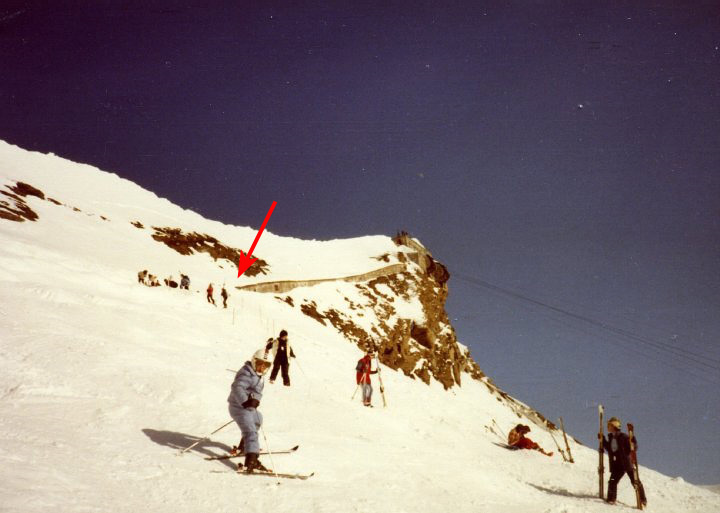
(237, 201), (277, 277)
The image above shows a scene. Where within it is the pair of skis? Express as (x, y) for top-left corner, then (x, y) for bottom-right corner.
(627, 423), (645, 509)
(598, 405), (644, 509)
(549, 417), (574, 463)
(375, 352), (387, 408)
(204, 445), (299, 460)
(238, 469), (314, 480)
(206, 445), (313, 480)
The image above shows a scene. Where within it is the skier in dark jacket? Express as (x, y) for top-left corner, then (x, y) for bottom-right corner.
(265, 330), (295, 386)
(228, 349), (271, 472)
(599, 416), (647, 505)
(221, 286), (228, 308)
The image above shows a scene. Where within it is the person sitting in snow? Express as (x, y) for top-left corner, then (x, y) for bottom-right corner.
(264, 330), (296, 386)
(508, 424), (553, 456)
(356, 349), (378, 407)
(180, 274), (190, 290)
(599, 416), (647, 506)
(227, 349), (272, 472)
(137, 269), (148, 285)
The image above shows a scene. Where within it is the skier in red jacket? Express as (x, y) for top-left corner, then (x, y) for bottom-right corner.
(356, 350), (378, 407)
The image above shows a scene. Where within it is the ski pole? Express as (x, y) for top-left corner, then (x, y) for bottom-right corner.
(487, 419), (506, 443)
(256, 411), (280, 484)
(351, 383), (361, 401)
(293, 357), (307, 378)
(491, 419), (507, 441)
(290, 357), (312, 397)
(179, 419), (234, 454)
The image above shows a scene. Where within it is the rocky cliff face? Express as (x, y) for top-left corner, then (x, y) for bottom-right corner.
(291, 234), (484, 390)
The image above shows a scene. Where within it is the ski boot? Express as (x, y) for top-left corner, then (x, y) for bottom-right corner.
(229, 438), (244, 457)
(243, 453), (269, 473)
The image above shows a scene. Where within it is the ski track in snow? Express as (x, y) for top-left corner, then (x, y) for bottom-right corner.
(1, 140), (719, 512)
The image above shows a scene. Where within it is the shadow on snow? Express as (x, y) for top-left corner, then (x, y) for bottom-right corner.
(528, 483), (600, 501)
(142, 428), (237, 471)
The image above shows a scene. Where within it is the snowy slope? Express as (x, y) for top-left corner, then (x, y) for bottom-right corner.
(1, 140), (718, 513)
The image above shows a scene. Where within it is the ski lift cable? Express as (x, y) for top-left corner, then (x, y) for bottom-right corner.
(454, 272), (720, 373)
(459, 278), (720, 385)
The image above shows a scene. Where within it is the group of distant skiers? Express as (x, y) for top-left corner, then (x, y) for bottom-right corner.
(206, 283), (229, 308)
(137, 269), (160, 287)
(136, 270), (230, 308)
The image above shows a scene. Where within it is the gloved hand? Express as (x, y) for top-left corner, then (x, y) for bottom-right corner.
(242, 396), (260, 409)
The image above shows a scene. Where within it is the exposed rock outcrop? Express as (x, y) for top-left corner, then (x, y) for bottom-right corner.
(0, 181), (43, 222)
(1, 180), (95, 223)
(149, 227), (269, 276)
(287, 234), (484, 390)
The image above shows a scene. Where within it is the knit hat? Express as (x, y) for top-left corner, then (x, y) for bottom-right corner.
(279, 329), (288, 338)
(608, 417), (621, 429)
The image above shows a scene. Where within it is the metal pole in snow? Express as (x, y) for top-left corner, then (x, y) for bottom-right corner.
(256, 411), (280, 484)
(351, 383), (361, 401)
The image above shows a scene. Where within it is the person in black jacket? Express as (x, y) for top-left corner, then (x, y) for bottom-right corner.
(264, 329), (296, 386)
(220, 286), (229, 308)
(599, 416), (647, 505)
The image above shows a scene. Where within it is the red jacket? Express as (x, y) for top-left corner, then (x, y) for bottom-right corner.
(513, 437), (539, 450)
(356, 355), (377, 384)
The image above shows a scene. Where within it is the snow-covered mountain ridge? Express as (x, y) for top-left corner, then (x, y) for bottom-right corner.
(0, 140), (483, 392)
(1, 140), (717, 512)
